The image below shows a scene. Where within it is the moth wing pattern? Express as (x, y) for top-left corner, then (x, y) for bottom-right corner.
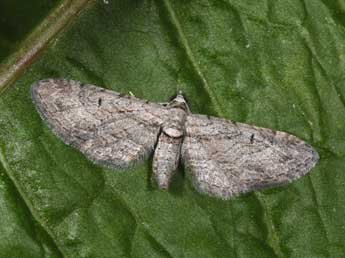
(182, 114), (319, 199)
(31, 79), (170, 168)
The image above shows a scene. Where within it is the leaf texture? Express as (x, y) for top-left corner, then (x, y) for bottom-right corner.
(0, 0), (345, 257)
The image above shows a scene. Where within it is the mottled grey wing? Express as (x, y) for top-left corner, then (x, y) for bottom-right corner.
(31, 79), (169, 168)
(182, 114), (319, 199)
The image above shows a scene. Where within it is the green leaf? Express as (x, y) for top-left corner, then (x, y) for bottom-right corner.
(1, 1), (345, 257)
(0, 162), (63, 258)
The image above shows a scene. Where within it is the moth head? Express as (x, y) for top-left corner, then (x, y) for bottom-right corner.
(168, 91), (190, 112)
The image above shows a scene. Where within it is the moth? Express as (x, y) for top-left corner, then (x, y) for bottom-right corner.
(31, 79), (319, 199)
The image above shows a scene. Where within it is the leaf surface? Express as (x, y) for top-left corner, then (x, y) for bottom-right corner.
(0, 1), (345, 257)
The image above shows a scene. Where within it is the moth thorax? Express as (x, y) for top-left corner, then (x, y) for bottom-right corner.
(163, 127), (183, 138)
(162, 108), (186, 138)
